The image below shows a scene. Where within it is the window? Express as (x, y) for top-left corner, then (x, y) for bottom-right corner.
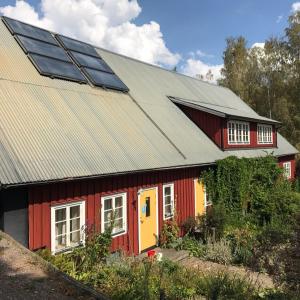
(101, 193), (127, 236)
(257, 124), (273, 144)
(163, 183), (175, 220)
(51, 201), (85, 253)
(227, 121), (250, 145)
(283, 162), (292, 179)
(204, 185), (213, 208)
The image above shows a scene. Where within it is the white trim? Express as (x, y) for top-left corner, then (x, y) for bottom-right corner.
(257, 123), (273, 144)
(227, 120), (250, 145)
(162, 183), (175, 220)
(101, 192), (127, 238)
(138, 187), (159, 253)
(51, 200), (85, 254)
(283, 162), (292, 179)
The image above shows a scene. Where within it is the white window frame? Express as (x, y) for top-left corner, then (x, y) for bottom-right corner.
(283, 162), (292, 179)
(51, 201), (85, 254)
(257, 124), (273, 144)
(101, 192), (127, 237)
(163, 183), (175, 220)
(204, 185), (212, 209)
(227, 120), (250, 145)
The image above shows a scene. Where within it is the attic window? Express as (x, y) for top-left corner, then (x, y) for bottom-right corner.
(257, 124), (273, 144)
(228, 120), (250, 145)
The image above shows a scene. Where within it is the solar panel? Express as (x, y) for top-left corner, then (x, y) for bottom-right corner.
(16, 35), (71, 62)
(3, 17), (57, 45)
(30, 54), (87, 83)
(69, 51), (113, 73)
(83, 68), (129, 91)
(56, 35), (99, 57)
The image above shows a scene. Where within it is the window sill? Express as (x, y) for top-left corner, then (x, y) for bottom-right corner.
(163, 215), (174, 221)
(111, 230), (127, 238)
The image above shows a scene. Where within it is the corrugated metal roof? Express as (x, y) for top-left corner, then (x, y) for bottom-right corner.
(169, 96), (280, 124)
(0, 18), (297, 186)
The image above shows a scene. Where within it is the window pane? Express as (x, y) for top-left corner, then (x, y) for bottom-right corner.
(70, 218), (80, 232)
(114, 207), (123, 219)
(115, 196), (123, 208)
(70, 205), (80, 219)
(114, 219), (123, 231)
(165, 205), (172, 217)
(56, 235), (66, 249)
(55, 221), (66, 236)
(55, 208), (66, 222)
(104, 198), (112, 210)
(104, 210), (112, 223)
(164, 186), (171, 196)
(70, 231), (80, 245)
(164, 195), (171, 205)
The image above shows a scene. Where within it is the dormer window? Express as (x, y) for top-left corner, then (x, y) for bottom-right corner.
(228, 121), (250, 145)
(257, 124), (273, 144)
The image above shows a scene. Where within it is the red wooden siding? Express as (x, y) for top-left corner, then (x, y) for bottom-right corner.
(278, 154), (296, 180)
(177, 104), (223, 147)
(177, 104), (277, 150)
(28, 167), (203, 255)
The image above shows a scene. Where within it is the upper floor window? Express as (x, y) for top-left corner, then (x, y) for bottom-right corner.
(257, 124), (273, 144)
(51, 201), (85, 253)
(163, 183), (175, 220)
(283, 162), (292, 179)
(228, 121), (250, 145)
(101, 193), (127, 236)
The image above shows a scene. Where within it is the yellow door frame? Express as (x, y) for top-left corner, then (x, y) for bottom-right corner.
(137, 186), (159, 253)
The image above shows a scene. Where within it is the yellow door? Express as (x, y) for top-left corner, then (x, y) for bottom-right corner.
(139, 188), (158, 252)
(194, 179), (205, 216)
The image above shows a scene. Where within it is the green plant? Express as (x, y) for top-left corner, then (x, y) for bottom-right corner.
(196, 271), (257, 300)
(176, 235), (207, 258)
(204, 237), (233, 265)
(160, 219), (180, 248)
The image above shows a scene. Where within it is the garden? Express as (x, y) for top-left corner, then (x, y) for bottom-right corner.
(39, 155), (300, 299)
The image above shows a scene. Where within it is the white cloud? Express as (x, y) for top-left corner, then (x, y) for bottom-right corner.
(181, 58), (223, 84)
(291, 2), (300, 12)
(0, 0), (180, 67)
(251, 42), (265, 49)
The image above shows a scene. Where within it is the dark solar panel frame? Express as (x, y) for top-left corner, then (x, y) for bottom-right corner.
(56, 35), (99, 58)
(69, 51), (113, 73)
(82, 67), (129, 92)
(15, 35), (71, 63)
(2, 16), (58, 45)
(29, 54), (87, 83)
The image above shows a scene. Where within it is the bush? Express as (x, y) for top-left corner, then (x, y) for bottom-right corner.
(196, 271), (257, 300)
(204, 237), (233, 265)
(160, 219), (180, 248)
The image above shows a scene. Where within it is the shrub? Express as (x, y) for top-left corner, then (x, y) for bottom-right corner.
(160, 219), (180, 248)
(196, 271), (257, 300)
(204, 237), (233, 265)
(176, 235), (207, 258)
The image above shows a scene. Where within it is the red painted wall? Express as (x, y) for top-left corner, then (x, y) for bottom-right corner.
(278, 154), (296, 180)
(178, 104), (223, 147)
(28, 167), (202, 255)
(177, 104), (277, 150)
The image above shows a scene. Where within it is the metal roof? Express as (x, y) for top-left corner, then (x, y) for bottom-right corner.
(169, 96), (280, 125)
(0, 18), (297, 186)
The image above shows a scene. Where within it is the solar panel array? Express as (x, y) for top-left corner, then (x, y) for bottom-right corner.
(2, 17), (129, 92)
(56, 35), (129, 92)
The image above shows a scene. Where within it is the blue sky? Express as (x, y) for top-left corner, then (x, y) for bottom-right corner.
(0, 1), (299, 82)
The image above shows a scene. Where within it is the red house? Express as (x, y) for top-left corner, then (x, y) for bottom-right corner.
(0, 17), (298, 255)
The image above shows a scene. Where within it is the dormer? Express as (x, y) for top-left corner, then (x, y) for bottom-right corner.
(170, 96), (280, 151)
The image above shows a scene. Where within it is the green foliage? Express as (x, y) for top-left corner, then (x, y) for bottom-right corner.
(196, 272), (257, 300)
(203, 156), (296, 225)
(204, 237), (233, 265)
(219, 12), (300, 150)
(159, 219), (180, 248)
